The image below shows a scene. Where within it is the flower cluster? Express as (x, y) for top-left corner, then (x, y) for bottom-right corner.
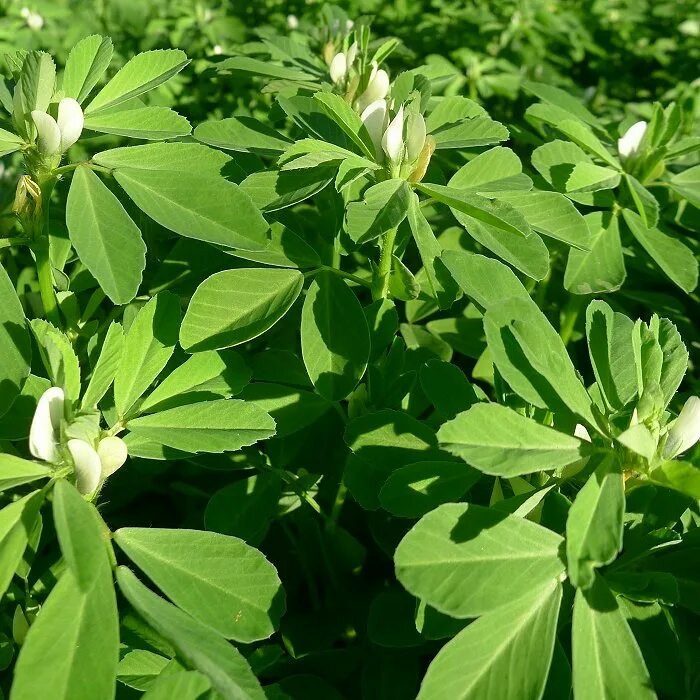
(29, 387), (127, 495)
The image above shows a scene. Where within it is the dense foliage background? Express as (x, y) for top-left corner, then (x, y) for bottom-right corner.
(0, 1), (698, 698)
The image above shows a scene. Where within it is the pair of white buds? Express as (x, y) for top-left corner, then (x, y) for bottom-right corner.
(617, 120), (647, 160)
(29, 387), (127, 495)
(31, 98), (84, 156)
(329, 46), (390, 114)
(663, 396), (700, 460)
(361, 99), (426, 167)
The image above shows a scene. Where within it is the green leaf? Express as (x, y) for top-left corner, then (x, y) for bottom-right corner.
(585, 300), (638, 411)
(417, 182), (532, 239)
(11, 482), (118, 700)
(0, 127), (23, 156)
(93, 142), (230, 175)
(649, 460), (700, 499)
(524, 81), (600, 127)
(448, 146), (531, 192)
(389, 255), (420, 301)
(344, 410), (442, 510)
(81, 322), (124, 410)
(565, 212), (626, 295)
(441, 250), (530, 310)
(0, 490), (44, 599)
(67, 166), (145, 305)
(225, 223), (321, 270)
(379, 461), (479, 518)
(180, 269), (303, 352)
(669, 163), (700, 207)
(301, 271), (370, 401)
(554, 119), (619, 168)
(142, 671), (211, 700)
(30, 320), (80, 403)
(565, 163), (621, 193)
(572, 576), (655, 700)
(457, 214), (550, 280)
(240, 168), (332, 213)
(114, 528), (284, 643)
(116, 566), (266, 700)
(139, 350), (250, 414)
(0, 455), (52, 491)
(194, 117), (291, 155)
(126, 399), (275, 453)
(84, 106), (191, 140)
(52, 480), (110, 591)
(86, 49), (189, 115)
(313, 91), (375, 159)
(62, 35), (113, 103)
(417, 582), (562, 700)
(16, 52), (55, 137)
(490, 190), (591, 250)
(240, 383), (331, 438)
(113, 168), (269, 251)
(566, 458), (624, 589)
(114, 293), (181, 419)
(0, 374), (49, 440)
(407, 193), (460, 308)
(430, 115), (509, 149)
(439, 403), (584, 476)
(420, 360), (480, 419)
(657, 318), (688, 408)
(395, 503), (565, 617)
(624, 174), (659, 229)
(483, 297), (597, 424)
(346, 179), (412, 244)
(216, 55), (317, 82)
(623, 210), (698, 293)
(205, 473), (282, 545)
(0, 263), (31, 418)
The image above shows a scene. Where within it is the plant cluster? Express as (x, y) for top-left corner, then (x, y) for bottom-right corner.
(0, 3), (698, 699)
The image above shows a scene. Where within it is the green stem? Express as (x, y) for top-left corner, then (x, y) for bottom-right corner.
(372, 226), (398, 300)
(33, 178), (60, 327)
(560, 294), (585, 347)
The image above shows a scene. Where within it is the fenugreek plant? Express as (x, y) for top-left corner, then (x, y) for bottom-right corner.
(0, 5), (698, 699)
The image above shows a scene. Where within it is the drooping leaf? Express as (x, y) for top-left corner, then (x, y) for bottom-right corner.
(67, 166), (145, 305)
(116, 567), (266, 700)
(301, 271), (370, 401)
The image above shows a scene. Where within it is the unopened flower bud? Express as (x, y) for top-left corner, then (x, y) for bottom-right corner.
(67, 439), (102, 495)
(329, 52), (347, 84)
(355, 65), (390, 113)
(618, 120), (647, 160)
(405, 112), (426, 163)
(97, 436), (128, 478)
(29, 387), (64, 463)
(360, 99), (388, 159)
(31, 98), (83, 156)
(382, 104), (405, 165)
(663, 396), (700, 460)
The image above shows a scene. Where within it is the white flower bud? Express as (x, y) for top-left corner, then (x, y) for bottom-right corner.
(20, 7), (30, 18)
(574, 424), (591, 442)
(29, 387), (64, 463)
(329, 52), (347, 84)
(405, 112), (426, 163)
(56, 98), (83, 152)
(382, 104), (405, 165)
(97, 436), (128, 479)
(31, 110), (61, 155)
(212, 44), (223, 55)
(287, 14), (299, 29)
(26, 11), (43, 30)
(618, 120), (647, 160)
(663, 396), (700, 460)
(346, 42), (358, 68)
(31, 98), (83, 156)
(67, 439), (102, 495)
(355, 66), (389, 113)
(360, 99), (388, 160)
